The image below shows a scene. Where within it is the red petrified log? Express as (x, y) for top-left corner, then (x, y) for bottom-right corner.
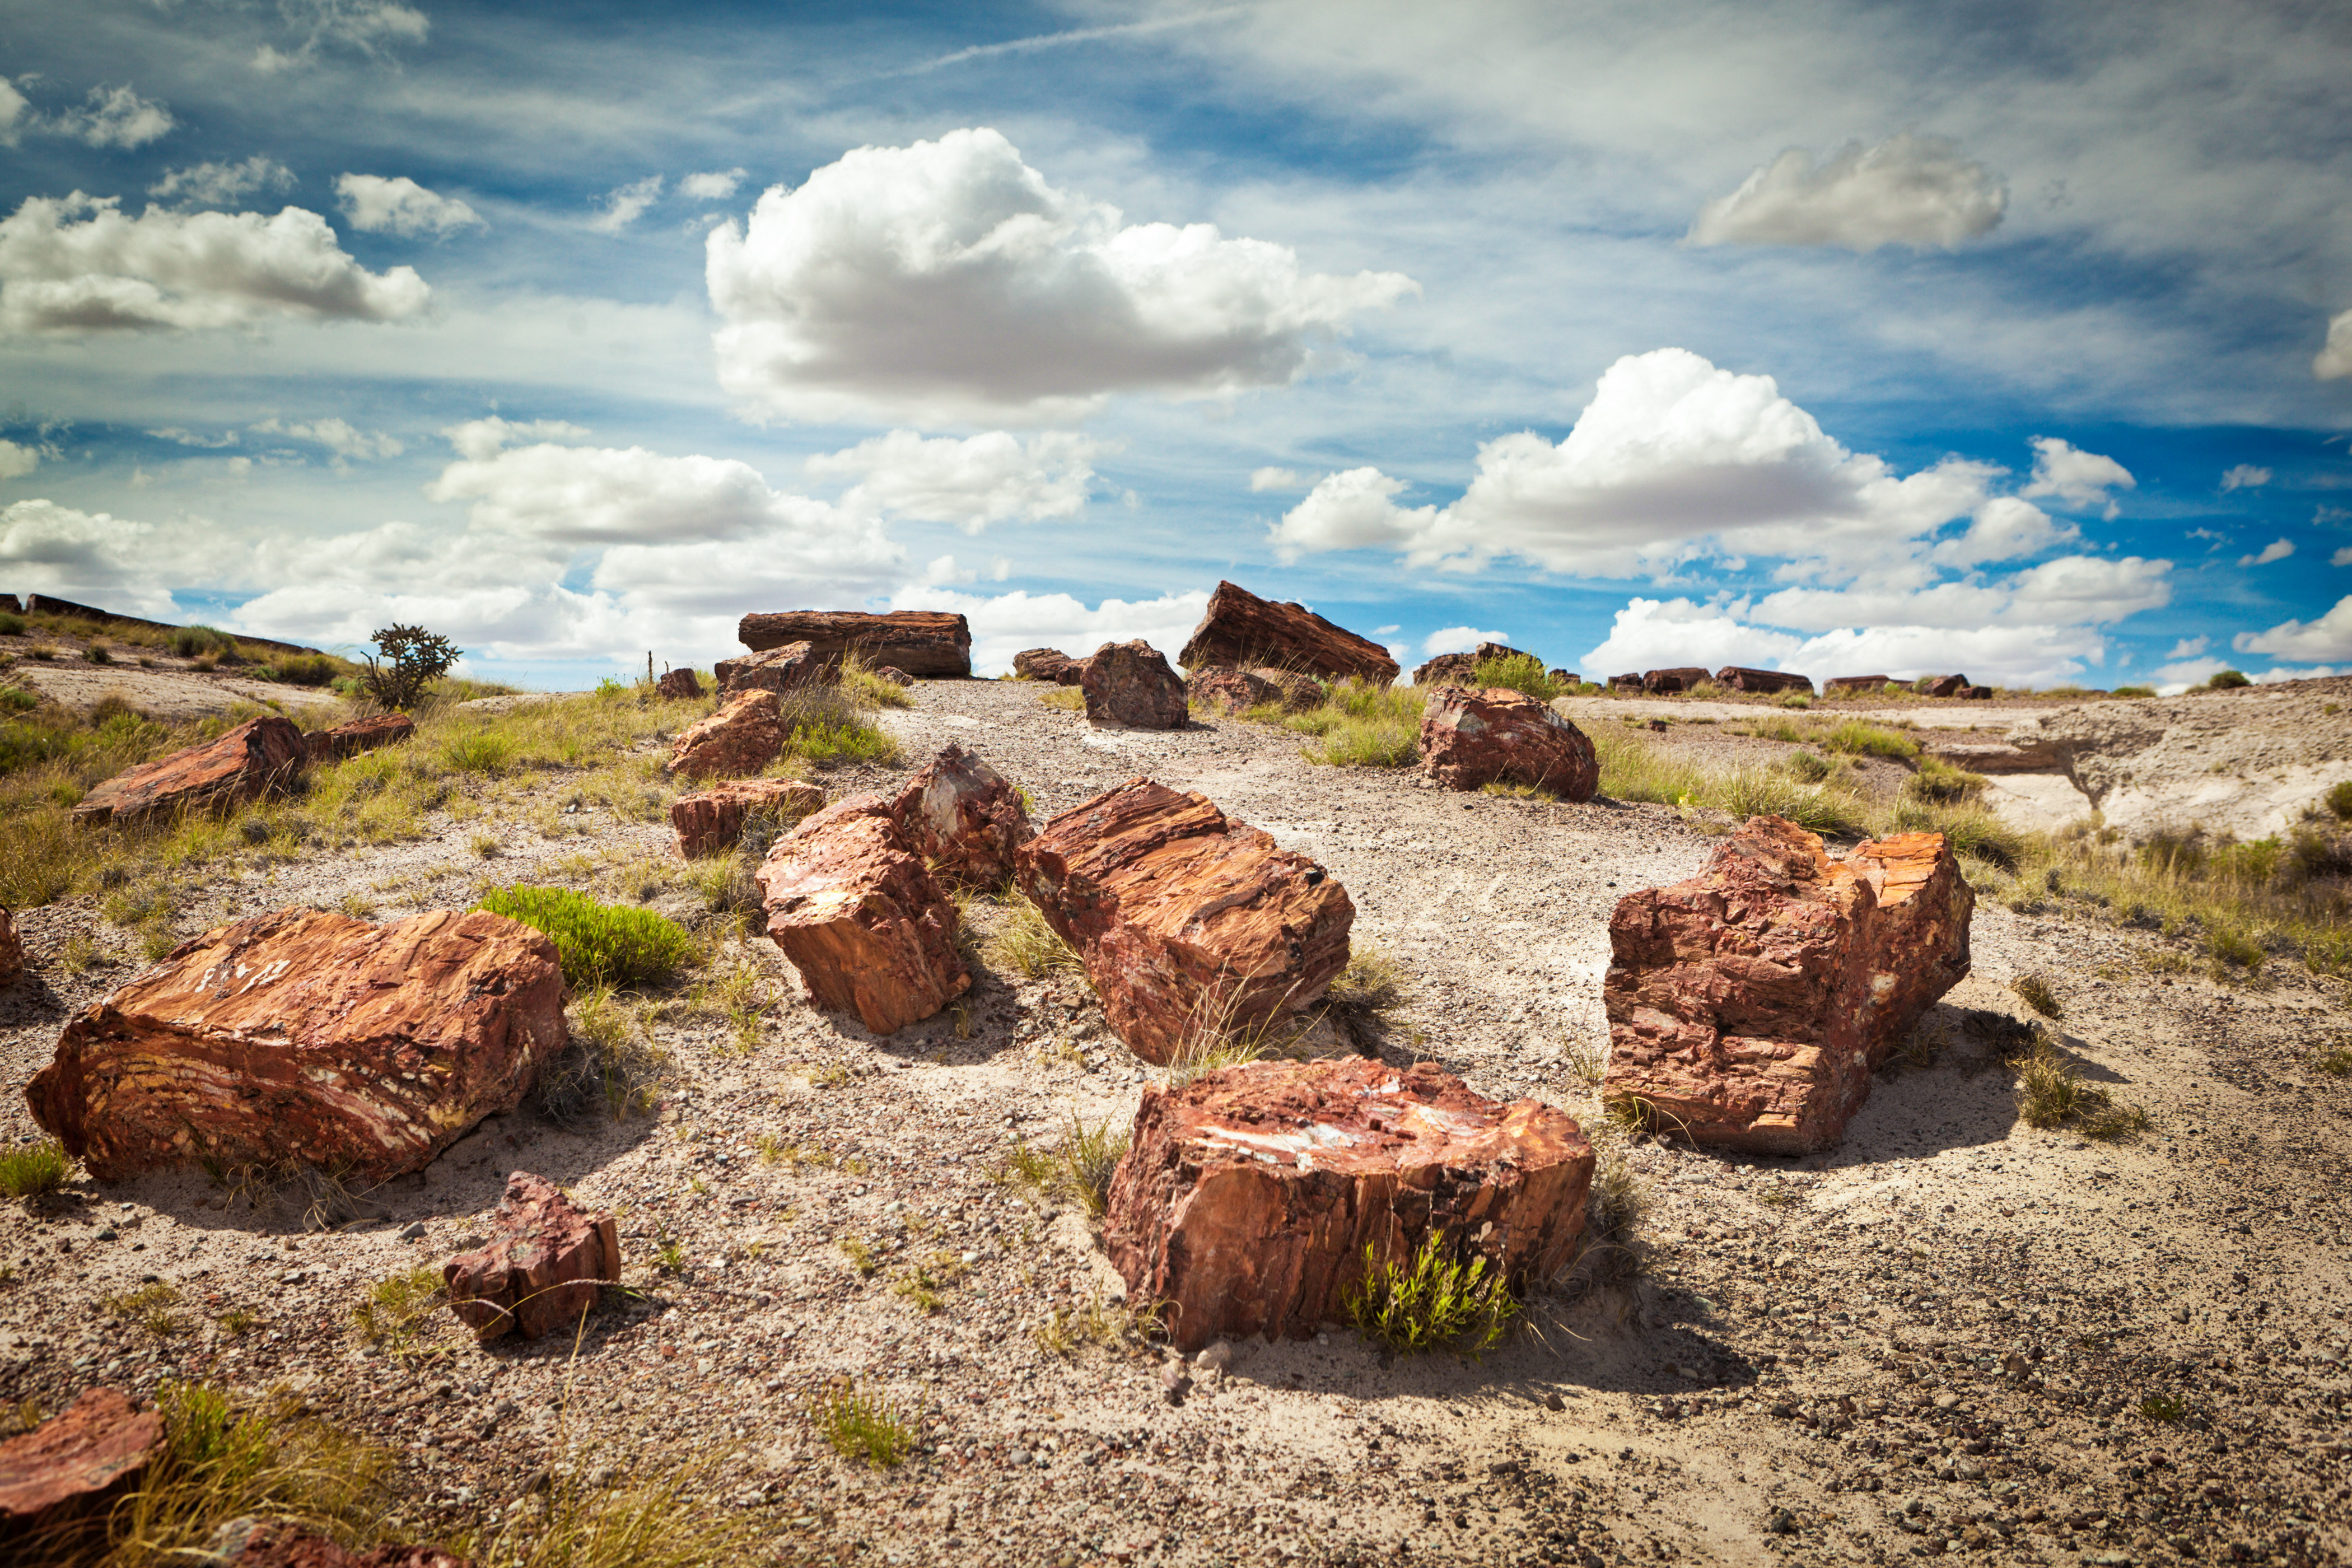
(670, 778), (824, 858)
(1015, 778), (1354, 1065)
(713, 641), (841, 698)
(1713, 667), (1814, 696)
(1642, 666), (1710, 694)
(1012, 647), (1081, 683)
(1178, 580), (1399, 685)
(444, 1172), (620, 1341)
(1103, 1058), (1595, 1352)
(26, 907), (566, 1183)
(665, 690), (784, 780)
(1080, 640), (1188, 729)
(655, 668), (704, 701)
(206, 1520), (478, 1567)
(304, 713), (415, 765)
(1601, 817), (1973, 1154)
(0, 1388), (164, 1548)
(1188, 667), (1321, 716)
(755, 796), (970, 1035)
(735, 610), (972, 678)
(890, 743), (1032, 891)
(72, 715), (306, 826)
(1916, 674), (1968, 698)
(1418, 687), (1600, 797)
(1823, 674), (1893, 696)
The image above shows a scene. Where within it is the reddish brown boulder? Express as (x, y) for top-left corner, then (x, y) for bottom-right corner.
(736, 610), (971, 678)
(206, 1519), (477, 1567)
(1642, 666), (1710, 694)
(1915, 673), (1968, 698)
(1012, 647), (1081, 683)
(1962, 684), (1993, 700)
(1412, 641), (1537, 689)
(1103, 1058), (1594, 1352)
(302, 713), (414, 766)
(1601, 817), (1973, 1154)
(1080, 640), (1188, 729)
(26, 907), (566, 1184)
(1823, 674), (1893, 696)
(1179, 580), (1398, 685)
(1548, 668), (1580, 688)
(1714, 667), (1814, 696)
(0, 908), (20, 990)
(1186, 668), (1272, 716)
(72, 715), (305, 827)
(655, 668), (704, 701)
(1015, 778), (1353, 1065)
(1608, 671), (1642, 691)
(890, 743), (1032, 890)
(1418, 687), (1599, 798)
(665, 690), (784, 780)
(444, 1171), (620, 1341)
(713, 641), (840, 698)
(670, 778), (824, 858)
(756, 796), (969, 1035)
(0, 1387), (163, 1547)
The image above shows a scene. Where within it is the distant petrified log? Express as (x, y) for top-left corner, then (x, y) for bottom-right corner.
(1823, 674), (1893, 696)
(73, 715), (305, 827)
(1080, 640), (1188, 729)
(1601, 817), (1973, 1154)
(1015, 778), (1353, 1065)
(1548, 668), (1580, 689)
(1412, 641), (1537, 689)
(890, 742), (1032, 891)
(0, 1387), (163, 1548)
(665, 690), (785, 780)
(303, 713), (414, 766)
(1642, 666), (1709, 694)
(736, 610), (972, 678)
(1963, 685), (1993, 700)
(755, 796), (970, 1035)
(1012, 647), (1081, 683)
(1179, 580), (1398, 685)
(1714, 667), (1814, 696)
(1103, 1058), (1595, 1352)
(654, 668), (704, 701)
(670, 778), (824, 858)
(1418, 687), (1599, 797)
(1608, 672), (1643, 691)
(713, 641), (841, 698)
(26, 907), (565, 1183)
(1915, 673), (1968, 698)
(444, 1172), (620, 1341)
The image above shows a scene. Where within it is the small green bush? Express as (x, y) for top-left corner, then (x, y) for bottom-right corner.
(170, 626), (239, 660)
(1784, 750), (1832, 783)
(2112, 685), (2156, 698)
(267, 654), (339, 687)
(361, 623), (460, 711)
(1468, 651), (1563, 701)
(1278, 678), (1421, 767)
(473, 884), (698, 988)
(810, 1379), (914, 1468)
(0, 1138), (71, 1199)
(2325, 781), (2352, 823)
(1905, 755), (1987, 805)
(1820, 720), (1920, 760)
(2206, 669), (2251, 690)
(1345, 1233), (1520, 1355)
(83, 642), (112, 664)
(0, 612), (22, 636)
(437, 728), (516, 776)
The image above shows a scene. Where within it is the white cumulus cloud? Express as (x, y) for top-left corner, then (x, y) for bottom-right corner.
(2317, 310), (2352, 380)
(0, 498), (186, 617)
(589, 176), (664, 234)
(336, 174), (484, 237)
(251, 416), (403, 460)
(440, 417), (591, 462)
(1249, 466), (1311, 492)
(2237, 538), (2294, 566)
(1420, 626), (1509, 657)
(2220, 464), (2271, 492)
(706, 127), (1417, 424)
(804, 430), (1107, 533)
(2234, 596), (2352, 662)
(0, 194), (430, 334)
(0, 439), (40, 480)
(0, 81), (27, 147)
(150, 158), (297, 208)
(58, 85), (175, 150)
(1687, 134), (2005, 252)
(1575, 596), (2111, 689)
(886, 584), (1211, 676)
(2020, 436), (2135, 517)
(681, 169), (746, 201)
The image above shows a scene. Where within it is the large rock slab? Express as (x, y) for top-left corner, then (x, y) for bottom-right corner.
(1015, 778), (1354, 1065)
(1601, 816), (1972, 1154)
(1419, 687), (1599, 798)
(1080, 640), (1188, 729)
(304, 713), (414, 766)
(72, 714), (306, 827)
(665, 690), (784, 780)
(736, 610), (971, 678)
(444, 1171), (620, 1341)
(26, 907), (566, 1183)
(670, 778), (824, 858)
(0, 1387), (163, 1547)
(1103, 1058), (1595, 1352)
(713, 641), (841, 698)
(890, 742), (1032, 891)
(755, 796), (970, 1035)
(1012, 647), (1082, 684)
(1714, 666), (1814, 695)
(1412, 641), (1536, 689)
(1179, 580), (1398, 685)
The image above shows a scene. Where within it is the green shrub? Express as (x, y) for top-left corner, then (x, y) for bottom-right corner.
(1820, 720), (1920, 760)
(83, 642), (112, 664)
(1905, 755), (1987, 805)
(0, 686), (35, 714)
(2112, 685), (2156, 698)
(473, 885), (698, 988)
(1893, 800), (2028, 869)
(360, 623), (460, 711)
(1776, 692), (1813, 709)
(1784, 749), (1832, 782)
(2325, 781), (2352, 822)
(1278, 679), (1421, 767)
(266, 654), (340, 687)
(1345, 1233), (1520, 1355)
(0, 612), (22, 636)
(1468, 651), (1562, 701)
(170, 626), (239, 660)
(0, 1138), (71, 1199)
(839, 652), (914, 709)
(2206, 669), (2251, 690)
(436, 728), (516, 776)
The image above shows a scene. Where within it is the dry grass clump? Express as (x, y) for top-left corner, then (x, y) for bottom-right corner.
(1593, 729), (1869, 836)
(1037, 686), (1086, 712)
(1034, 1290), (1166, 1359)
(809, 1378), (915, 1468)
(1467, 651), (1567, 701)
(349, 1264), (449, 1357)
(1002, 1113), (1130, 1219)
(837, 651), (913, 709)
(982, 893), (1086, 980)
(452, 1452), (771, 1568)
(1819, 720), (1920, 760)
(2010, 972), (2064, 1019)
(2015, 1034), (2150, 1140)
(1905, 755), (1987, 805)
(1319, 943), (1412, 1041)
(544, 988), (673, 1122)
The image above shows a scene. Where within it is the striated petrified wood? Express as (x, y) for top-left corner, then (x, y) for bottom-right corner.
(713, 641), (841, 698)
(755, 796), (970, 1035)
(670, 778), (824, 859)
(736, 610), (972, 678)
(1015, 778), (1353, 1065)
(1602, 817), (1973, 1154)
(303, 713), (414, 766)
(890, 743), (1032, 891)
(1178, 580), (1398, 685)
(1642, 666), (1710, 694)
(1104, 1058), (1595, 1352)
(0, 1387), (163, 1548)
(1418, 687), (1599, 797)
(444, 1171), (620, 1341)
(73, 715), (306, 827)
(26, 908), (566, 1183)
(205, 1520), (478, 1567)
(1080, 640), (1188, 729)
(1712, 666), (1813, 695)
(1412, 641), (1537, 689)
(1823, 674), (1893, 696)
(665, 690), (784, 780)
(1011, 647), (1081, 683)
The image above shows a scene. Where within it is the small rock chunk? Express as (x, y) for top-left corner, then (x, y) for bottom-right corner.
(444, 1171), (621, 1341)
(1012, 647), (1082, 684)
(302, 713), (415, 766)
(1079, 640), (1188, 729)
(654, 668), (704, 701)
(665, 690), (785, 780)
(670, 778), (824, 858)
(1418, 687), (1599, 798)
(713, 641), (840, 698)
(0, 908), (20, 990)
(889, 742), (1033, 890)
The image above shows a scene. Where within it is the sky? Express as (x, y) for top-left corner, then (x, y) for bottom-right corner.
(3, 0), (2351, 693)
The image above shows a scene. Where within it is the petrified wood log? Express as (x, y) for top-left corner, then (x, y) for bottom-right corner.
(1823, 674), (1893, 696)
(1178, 580), (1398, 685)
(713, 641), (841, 698)
(1712, 666), (1814, 695)
(1015, 778), (1353, 1065)
(72, 715), (306, 827)
(1642, 666), (1710, 694)
(1011, 647), (1080, 683)
(444, 1171), (620, 1341)
(26, 907), (566, 1183)
(670, 778), (824, 858)
(1080, 640), (1188, 729)
(665, 690), (784, 780)
(890, 743), (1032, 891)
(1601, 817), (1972, 1154)
(1103, 1058), (1595, 1352)
(303, 713), (414, 765)
(755, 796), (970, 1035)
(654, 668), (704, 701)
(0, 1387), (163, 1548)
(1915, 673), (1968, 698)
(1418, 687), (1599, 797)
(736, 610), (972, 678)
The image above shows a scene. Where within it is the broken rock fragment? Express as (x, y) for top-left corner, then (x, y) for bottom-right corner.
(1079, 639), (1188, 729)
(204, 1519), (478, 1567)
(1601, 816), (1972, 1153)
(889, 742), (1032, 890)
(1015, 777), (1353, 1065)
(1418, 687), (1599, 797)
(713, 641), (840, 698)
(665, 690), (785, 780)
(654, 668), (704, 701)
(1103, 1058), (1594, 1352)
(670, 778), (824, 859)
(1713, 666), (1813, 695)
(1012, 647), (1082, 683)
(1186, 666), (1319, 716)
(1179, 579), (1398, 685)
(444, 1171), (620, 1341)
(72, 715), (306, 827)
(0, 1387), (163, 1548)
(303, 713), (414, 766)
(26, 907), (566, 1183)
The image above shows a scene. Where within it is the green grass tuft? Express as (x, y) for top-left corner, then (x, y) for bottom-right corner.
(1467, 651), (1564, 701)
(0, 1138), (71, 1200)
(473, 884), (698, 988)
(1345, 1233), (1520, 1355)
(810, 1378), (915, 1468)
(1819, 720), (1920, 760)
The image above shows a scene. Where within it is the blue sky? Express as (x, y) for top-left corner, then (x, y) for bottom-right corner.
(3, 0), (2350, 690)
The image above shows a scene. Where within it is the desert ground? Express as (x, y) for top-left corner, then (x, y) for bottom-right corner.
(3, 660), (2349, 1568)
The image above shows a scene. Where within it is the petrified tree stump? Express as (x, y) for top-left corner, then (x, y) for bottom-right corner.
(670, 778), (824, 858)
(735, 610), (972, 678)
(1713, 667), (1813, 695)
(72, 715), (306, 826)
(665, 690), (784, 780)
(1104, 1058), (1595, 1352)
(890, 743), (1032, 890)
(302, 713), (414, 766)
(0, 1387), (163, 1548)
(444, 1171), (620, 1341)
(1178, 580), (1398, 685)
(654, 668), (704, 701)
(1823, 674), (1893, 696)
(1602, 817), (1973, 1153)
(1080, 640), (1188, 729)
(26, 907), (566, 1183)
(1015, 778), (1353, 1065)
(1418, 687), (1599, 797)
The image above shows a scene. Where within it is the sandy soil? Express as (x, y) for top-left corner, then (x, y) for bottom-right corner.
(2, 630), (343, 724)
(3, 679), (2349, 1567)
